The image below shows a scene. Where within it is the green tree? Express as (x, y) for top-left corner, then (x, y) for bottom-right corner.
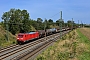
(21, 10), (31, 33)
(48, 19), (54, 26)
(56, 19), (64, 27)
(67, 20), (72, 28)
(43, 19), (50, 29)
(56, 20), (59, 26)
(48, 19), (53, 23)
(1, 8), (31, 34)
(37, 18), (43, 23)
(30, 19), (38, 29)
(37, 18), (43, 30)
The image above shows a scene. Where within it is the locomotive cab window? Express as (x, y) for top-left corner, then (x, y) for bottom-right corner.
(18, 35), (23, 38)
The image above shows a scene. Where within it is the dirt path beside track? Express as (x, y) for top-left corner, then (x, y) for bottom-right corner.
(79, 28), (90, 40)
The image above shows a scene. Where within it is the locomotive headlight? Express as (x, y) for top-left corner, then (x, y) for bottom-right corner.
(17, 38), (19, 39)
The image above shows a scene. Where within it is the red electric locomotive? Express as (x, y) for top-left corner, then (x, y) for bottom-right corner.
(17, 32), (39, 44)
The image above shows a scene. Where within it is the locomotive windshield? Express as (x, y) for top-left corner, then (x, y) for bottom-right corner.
(18, 35), (23, 38)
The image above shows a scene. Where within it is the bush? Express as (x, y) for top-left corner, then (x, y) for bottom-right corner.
(37, 56), (46, 60)
(57, 52), (69, 60)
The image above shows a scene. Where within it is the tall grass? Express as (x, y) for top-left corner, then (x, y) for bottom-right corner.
(0, 26), (16, 48)
(36, 30), (77, 60)
(0, 33), (16, 48)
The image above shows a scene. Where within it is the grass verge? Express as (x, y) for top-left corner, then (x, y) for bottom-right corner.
(35, 30), (77, 60)
(35, 29), (90, 60)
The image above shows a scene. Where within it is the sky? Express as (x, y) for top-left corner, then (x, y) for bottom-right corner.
(0, 0), (90, 24)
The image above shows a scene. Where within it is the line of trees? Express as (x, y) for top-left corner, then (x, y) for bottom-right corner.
(1, 8), (78, 35)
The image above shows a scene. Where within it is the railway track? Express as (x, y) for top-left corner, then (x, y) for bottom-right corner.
(20, 40), (54, 60)
(0, 30), (70, 60)
(0, 32), (59, 54)
(20, 31), (70, 60)
(0, 34), (50, 57)
(11, 34), (60, 60)
(0, 44), (19, 53)
(19, 35), (59, 60)
(16, 30), (69, 60)
(0, 37), (47, 60)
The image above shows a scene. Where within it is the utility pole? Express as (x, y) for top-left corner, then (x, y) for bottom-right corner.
(6, 12), (9, 41)
(81, 21), (82, 27)
(59, 11), (62, 38)
(72, 18), (73, 30)
(83, 22), (85, 27)
(78, 20), (79, 28)
(44, 18), (47, 40)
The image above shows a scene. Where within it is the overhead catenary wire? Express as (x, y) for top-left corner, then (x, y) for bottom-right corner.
(50, 12), (60, 19)
(48, 11), (63, 39)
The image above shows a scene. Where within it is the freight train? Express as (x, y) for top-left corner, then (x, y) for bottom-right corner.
(17, 27), (71, 44)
